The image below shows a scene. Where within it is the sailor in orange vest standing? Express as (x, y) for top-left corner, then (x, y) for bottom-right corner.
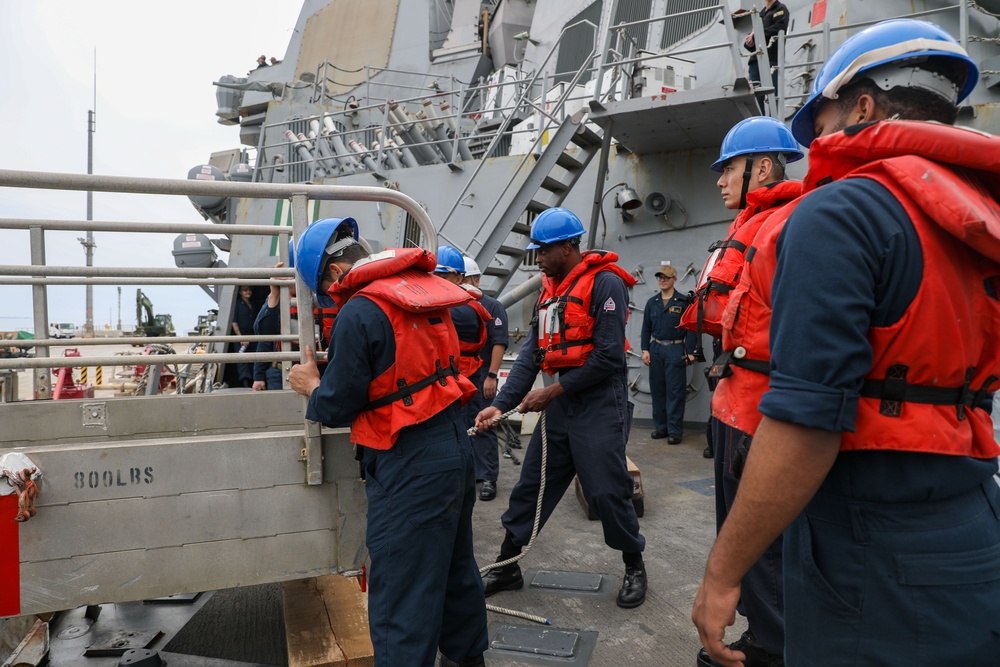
(693, 19), (1000, 666)
(433, 245), (494, 499)
(475, 207), (647, 608)
(287, 220), (488, 667)
(685, 117), (803, 667)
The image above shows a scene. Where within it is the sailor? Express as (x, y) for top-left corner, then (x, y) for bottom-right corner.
(743, 0), (789, 114)
(462, 256), (509, 501)
(640, 262), (697, 444)
(287, 221), (488, 667)
(693, 19), (1000, 666)
(433, 245), (494, 496)
(474, 207), (648, 609)
(252, 225), (346, 390)
(687, 116), (803, 667)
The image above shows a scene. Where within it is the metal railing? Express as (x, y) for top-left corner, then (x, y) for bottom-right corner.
(437, 19), (600, 239)
(0, 169), (438, 483)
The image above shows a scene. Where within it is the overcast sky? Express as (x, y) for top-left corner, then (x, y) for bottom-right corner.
(0, 1), (302, 334)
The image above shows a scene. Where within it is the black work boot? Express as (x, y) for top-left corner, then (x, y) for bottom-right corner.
(479, 480), (497, 501)
(616, 562), (647, 608)
(439, 653), (486, 667)
(481, 562), (523, 597)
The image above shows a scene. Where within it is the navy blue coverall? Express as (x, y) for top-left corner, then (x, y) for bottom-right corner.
(451, 300), (491, 476)
(492, 271), (645, 555)
(233, 295), (258, 386)
(641, 290), (696, 437)
(453, 294), (509, 482)
(761, 178), (1000, 664)
(252, 301), (283, 389)
(305, 297), (488, 667)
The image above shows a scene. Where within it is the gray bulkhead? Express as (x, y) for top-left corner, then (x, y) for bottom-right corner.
(209, 0), (1000, 427)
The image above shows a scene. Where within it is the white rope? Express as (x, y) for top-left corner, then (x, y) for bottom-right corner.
(477, 410), (552, 625)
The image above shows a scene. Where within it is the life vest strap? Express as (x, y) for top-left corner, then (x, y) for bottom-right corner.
(708, 349), (770, 380)
(363, 357), (461, 410)
(859, 364), (997, 420)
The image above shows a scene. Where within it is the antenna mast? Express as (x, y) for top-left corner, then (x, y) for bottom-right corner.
(80, 50), (97, 337)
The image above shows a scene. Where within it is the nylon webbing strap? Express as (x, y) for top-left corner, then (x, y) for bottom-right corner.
(859, 364), (997, 419)
(363, 357), (460, 411)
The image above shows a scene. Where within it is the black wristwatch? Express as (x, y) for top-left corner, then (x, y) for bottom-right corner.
(487, 372), (498, 379)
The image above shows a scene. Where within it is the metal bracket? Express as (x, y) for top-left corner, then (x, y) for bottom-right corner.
(81, 402), (109, 429)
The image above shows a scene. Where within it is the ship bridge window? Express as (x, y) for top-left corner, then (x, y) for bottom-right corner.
(555, 0), (654, 84)
(659, 0), (720, 51)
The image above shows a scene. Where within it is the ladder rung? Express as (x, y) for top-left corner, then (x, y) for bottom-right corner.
(526, 200), (548, 214)
(571, 125), (603, 148)
(484, 267), (512, 277)
(541, 175), (569, 193)
(511, 222), (532, 234)
(497, 244), (522, 256)
(556, 151), (585, 171)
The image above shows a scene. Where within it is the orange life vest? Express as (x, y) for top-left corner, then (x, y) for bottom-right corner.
(680, 180), (801, 339)
(328, 248), (478, 450)
(456, 284), (492, 377)
(535, 250), (637, 375)
(719, 121), (1000, 458)
(282, 305), (337, 354)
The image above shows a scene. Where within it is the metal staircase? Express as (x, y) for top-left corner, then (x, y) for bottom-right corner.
(435, 18), (602, 297)
(473, 110), (603, 296)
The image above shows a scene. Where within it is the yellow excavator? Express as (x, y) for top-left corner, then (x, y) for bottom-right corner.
(135, 289), (175, 337)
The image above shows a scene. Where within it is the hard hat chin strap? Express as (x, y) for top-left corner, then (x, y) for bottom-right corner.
(740, 156), (756, 210)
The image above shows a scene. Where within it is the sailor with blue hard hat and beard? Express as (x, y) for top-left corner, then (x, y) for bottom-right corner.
(693, 19), (1000, 666)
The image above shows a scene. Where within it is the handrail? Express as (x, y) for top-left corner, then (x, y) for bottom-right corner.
(438, 19), (599, 233)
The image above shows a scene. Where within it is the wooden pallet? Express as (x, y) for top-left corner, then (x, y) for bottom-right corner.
(282, 575), (374, 667)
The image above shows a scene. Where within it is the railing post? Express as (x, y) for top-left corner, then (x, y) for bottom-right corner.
(29, 225), (51, 400)
(959, 0), (968, 49)
(592, 0), (622, 102)
(290, 193), (324, 485)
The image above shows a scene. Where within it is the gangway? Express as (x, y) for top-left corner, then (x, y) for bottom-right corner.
(0, 169), (436, 619)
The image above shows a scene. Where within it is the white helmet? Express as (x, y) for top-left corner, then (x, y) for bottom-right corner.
(463, 257), (481, 277)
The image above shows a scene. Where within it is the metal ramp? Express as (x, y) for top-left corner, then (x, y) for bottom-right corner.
(474, 110), (603, 296)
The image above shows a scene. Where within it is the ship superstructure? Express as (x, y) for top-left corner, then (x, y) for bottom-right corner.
(199, 0), (1000, 425)
(2, 1), (1000, 664)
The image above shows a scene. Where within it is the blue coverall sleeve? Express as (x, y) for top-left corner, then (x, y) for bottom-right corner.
(640, 295), (653, 351)
(305, 298), (391, 428)
(253, 340), (274, 382)
(557, 272), (628, 395)
(758, 179), (920, 433)
(492, 322), (540, 413)
(253, 301), (280, 336)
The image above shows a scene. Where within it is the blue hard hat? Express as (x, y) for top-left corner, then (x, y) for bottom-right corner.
(294, 217), (359, 308)
(710, 116), (804, 172)
(791, 18), (978, 147)
(287, 238), (295, 268)
(434, 245), (466, 274)
(526, 208), (585, 250)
